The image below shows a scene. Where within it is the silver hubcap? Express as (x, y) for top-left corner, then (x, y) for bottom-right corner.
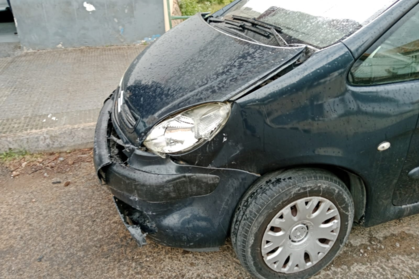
(261, 197), (341, 274)
(290, 224), (308, 242)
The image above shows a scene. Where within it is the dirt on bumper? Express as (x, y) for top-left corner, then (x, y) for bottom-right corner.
(93, 97), (259, 249)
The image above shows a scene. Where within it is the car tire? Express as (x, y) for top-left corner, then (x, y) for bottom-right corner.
(231, 168), (354, 279)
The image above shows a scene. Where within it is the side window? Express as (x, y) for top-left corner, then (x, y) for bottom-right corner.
(349, 5), (419, 86)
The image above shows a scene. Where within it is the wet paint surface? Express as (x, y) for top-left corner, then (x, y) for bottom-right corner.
(173, 4), (419, 226)
(120, 14), (304, 141)
(177, 40), (419, 226)
(95, 0), (419, 252)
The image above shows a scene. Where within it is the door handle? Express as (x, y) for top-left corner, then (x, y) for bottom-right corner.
(409, 167), (419, 179)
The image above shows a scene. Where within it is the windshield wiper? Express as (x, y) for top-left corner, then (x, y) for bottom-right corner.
(270, 28), (288, 46)
(211, 24), (260, 43)
(224, 19), (271, 37)
(230, 16), (288, 46)
(208, 16), (288, 47)
(232, 15), (283, 33)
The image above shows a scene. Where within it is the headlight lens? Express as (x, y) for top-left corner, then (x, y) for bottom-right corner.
(144, 103), (231, 155)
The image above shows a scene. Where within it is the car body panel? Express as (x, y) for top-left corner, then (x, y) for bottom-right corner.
(120, 14), (305, 142)
(394, 123), (419, 205)
(175, 41), (419, 227)
(94, 0), (419, 250)
(175, 44), (359, 174)
(93, 98), (259, 248)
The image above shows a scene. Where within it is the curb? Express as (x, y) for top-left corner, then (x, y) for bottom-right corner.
(0, 123), (96, 153)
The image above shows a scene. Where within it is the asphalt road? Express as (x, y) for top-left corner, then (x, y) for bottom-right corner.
(1, 150), (419, 279)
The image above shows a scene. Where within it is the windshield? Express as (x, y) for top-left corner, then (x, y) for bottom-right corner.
(222, 0), (399, 48)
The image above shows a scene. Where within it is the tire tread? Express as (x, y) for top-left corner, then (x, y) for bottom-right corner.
(231, 168), (353, 279)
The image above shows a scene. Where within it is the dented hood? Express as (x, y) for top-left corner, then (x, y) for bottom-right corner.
(121, 14), (305, 136)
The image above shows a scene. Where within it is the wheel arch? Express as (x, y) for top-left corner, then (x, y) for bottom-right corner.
(231, 164), (367, 241)
(230, 164), (357, 278)
(273, 164), (367, 224)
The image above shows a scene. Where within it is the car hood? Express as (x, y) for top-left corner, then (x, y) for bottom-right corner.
(121, 14), (305, 141)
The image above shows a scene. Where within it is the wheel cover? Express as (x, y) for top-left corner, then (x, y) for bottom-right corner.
(261, 197), (341, 274)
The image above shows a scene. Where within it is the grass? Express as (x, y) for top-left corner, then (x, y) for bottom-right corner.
(179, 0), (235, 16)
(0, 149), (43, 164)
(0, 149), (29, 162)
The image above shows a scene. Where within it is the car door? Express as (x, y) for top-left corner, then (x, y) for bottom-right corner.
(348, 3), (419, 206)
(393, 121), (419, 205)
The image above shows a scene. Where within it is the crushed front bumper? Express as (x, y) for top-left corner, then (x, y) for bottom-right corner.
(93, 97), (259, 249)
(114, 197), (148, 246)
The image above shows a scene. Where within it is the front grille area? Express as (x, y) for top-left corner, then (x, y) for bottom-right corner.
(113, 89), (138, 131)
(111, 89), (142, 146)
(121, 103), (137, 129)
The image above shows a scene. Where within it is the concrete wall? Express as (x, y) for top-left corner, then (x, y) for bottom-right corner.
(12, 0), (166, 50)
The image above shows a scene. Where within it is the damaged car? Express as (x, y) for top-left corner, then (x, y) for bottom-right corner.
(94, 0), (419, 278)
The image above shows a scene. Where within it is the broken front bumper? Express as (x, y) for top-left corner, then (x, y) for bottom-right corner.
(114, 197), (148, 246)
(93, 97), (259, 249)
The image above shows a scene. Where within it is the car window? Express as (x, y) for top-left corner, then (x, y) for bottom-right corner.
(349, 5), (419, 86)
(223, 0), (398, 48)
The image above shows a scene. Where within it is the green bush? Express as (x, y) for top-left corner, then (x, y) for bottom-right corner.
(179, 0), (235, 16)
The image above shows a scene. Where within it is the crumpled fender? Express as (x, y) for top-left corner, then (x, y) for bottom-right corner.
(93, 97), (113, 180)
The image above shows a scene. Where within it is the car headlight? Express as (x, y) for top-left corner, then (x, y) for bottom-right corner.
(143, 103), (231, 156)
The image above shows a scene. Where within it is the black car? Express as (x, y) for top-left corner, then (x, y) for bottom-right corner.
(94, 0), (419, 278)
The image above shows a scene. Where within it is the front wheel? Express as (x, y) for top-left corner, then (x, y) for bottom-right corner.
(231, 169), (354, 279)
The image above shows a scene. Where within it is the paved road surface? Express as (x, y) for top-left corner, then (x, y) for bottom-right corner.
(1, 150), (419, 279)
